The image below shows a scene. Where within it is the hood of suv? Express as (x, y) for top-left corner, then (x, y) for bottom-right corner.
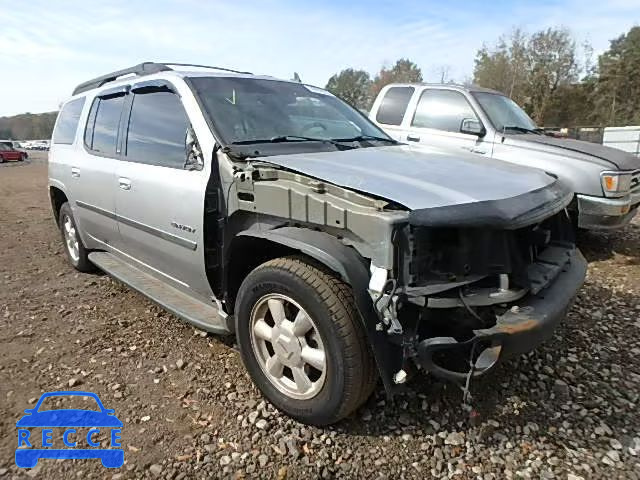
(261, 144), (559, 211)
(504, 133), (640, 170)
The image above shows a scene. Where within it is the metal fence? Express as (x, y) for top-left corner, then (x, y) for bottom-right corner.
(541, 126), (604, 144)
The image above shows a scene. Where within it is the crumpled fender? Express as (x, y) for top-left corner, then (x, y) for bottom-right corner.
(237, 226), (400, 394)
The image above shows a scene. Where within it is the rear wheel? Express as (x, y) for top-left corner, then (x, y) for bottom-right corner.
(58, 202), (94, 272)
(236, 256), (377, 425)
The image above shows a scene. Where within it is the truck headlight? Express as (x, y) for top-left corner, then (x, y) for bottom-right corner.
(601, 171), (633, 197)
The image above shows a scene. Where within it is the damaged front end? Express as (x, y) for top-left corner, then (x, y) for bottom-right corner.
(370, 183), (587, 386)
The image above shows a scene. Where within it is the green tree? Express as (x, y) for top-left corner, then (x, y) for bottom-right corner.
(591, 26), (640, 125)
(527, 28), (579, 123)
(325, 68), (372, 110)
(542, 82), (595, 126)
(473, 29), (529, 105)
(370, 59), (423, 100)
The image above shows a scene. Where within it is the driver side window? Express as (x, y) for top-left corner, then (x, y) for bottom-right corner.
(412, 89), (478, 133)
(125, 90), (189, 168)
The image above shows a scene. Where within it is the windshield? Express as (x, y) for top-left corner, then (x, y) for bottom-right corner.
(189, 77), (392, 151)
(0, 143), (12, 151)
(472, 92), (538, 132)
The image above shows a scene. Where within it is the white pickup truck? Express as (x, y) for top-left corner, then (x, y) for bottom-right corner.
(369, 83), (640, 230)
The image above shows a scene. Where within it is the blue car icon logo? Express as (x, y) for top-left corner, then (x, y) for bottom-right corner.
(16, 391), (123, 468)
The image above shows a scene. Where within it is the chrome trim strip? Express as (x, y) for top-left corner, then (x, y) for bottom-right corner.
(76, 200), (117, 220)
(75, 201), (197, 251)
(117, 214), (197, 250)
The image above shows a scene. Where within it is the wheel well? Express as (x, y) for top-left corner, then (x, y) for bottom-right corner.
(225, 236), (298, 313)
(49, 187), (68, 224)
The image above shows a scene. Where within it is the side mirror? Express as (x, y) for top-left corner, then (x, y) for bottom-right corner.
(24, 408), (34, 414)
(184, 126), (204, 171)
(460, 118), (485, 137)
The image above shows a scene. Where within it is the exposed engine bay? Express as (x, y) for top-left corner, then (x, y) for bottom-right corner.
(369, 209), (584, 387)
(227, 157), (587, 397)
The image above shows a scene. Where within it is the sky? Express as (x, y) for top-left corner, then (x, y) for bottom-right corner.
(0, 0), (638, 116)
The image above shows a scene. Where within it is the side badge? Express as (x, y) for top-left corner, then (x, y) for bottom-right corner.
(171, 222), (196, 234)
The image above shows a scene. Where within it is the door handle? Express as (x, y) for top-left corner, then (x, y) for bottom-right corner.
(407, 135), (421, 142)
(118, 178), (132, 191)
(71, 167), (80, 178)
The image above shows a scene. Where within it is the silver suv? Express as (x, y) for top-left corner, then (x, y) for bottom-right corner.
(49, 63), (587, 425)
(370, 83), (640, 230)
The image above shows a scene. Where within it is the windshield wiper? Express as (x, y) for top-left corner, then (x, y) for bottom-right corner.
(331, 134), (398, 144)
(502, 126), (543, 135)
(231, 135), (328, 145)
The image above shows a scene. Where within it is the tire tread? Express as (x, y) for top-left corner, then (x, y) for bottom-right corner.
(251, 256), (377, 422)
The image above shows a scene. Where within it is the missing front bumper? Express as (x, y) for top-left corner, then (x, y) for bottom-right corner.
(416, 249), (588, 382)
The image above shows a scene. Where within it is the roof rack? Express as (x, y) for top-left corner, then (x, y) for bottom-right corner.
(72, 62), (253, 95)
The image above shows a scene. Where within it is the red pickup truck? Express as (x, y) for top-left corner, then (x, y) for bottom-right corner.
(0, 142), (26, 163)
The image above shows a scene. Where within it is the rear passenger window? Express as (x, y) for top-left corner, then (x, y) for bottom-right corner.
(53, 98), (85, 144)
(85, 95), (125, 155)
(412, 90), (478, 132)
(125, 91), (189, 168)
(375, 87), (414, 126)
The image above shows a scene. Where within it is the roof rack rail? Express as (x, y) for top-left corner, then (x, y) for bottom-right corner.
(72, 62), (252, 96)
(160, 62), (252, 75)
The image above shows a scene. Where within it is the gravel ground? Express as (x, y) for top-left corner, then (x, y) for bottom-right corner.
(1, 159), (639, 479)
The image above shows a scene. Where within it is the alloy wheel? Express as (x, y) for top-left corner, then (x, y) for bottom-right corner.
(249, 293), (327, 400)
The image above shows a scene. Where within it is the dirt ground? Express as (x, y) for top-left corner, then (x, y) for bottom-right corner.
(1, 157), (639, 479)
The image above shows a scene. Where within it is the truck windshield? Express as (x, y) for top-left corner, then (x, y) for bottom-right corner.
(188, 77), (393, 150)
(472, 92), (538, 133)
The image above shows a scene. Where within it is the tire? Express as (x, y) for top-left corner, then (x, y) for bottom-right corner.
(58, 202), (94, 273)
(236, 256), (377, 426)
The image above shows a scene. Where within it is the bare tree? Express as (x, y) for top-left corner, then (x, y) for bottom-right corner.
(432, 64), (452, 83)
(473, 27), (582, 124)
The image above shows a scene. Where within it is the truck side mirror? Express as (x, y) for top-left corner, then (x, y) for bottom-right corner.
(184, 126), (204, 171)
(460, 118), (485, 137)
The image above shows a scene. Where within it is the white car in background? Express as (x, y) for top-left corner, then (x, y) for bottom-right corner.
(370, 83), (640, 230)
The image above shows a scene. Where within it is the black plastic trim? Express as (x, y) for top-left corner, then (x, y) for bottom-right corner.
(417, 249), (587, 382)
(73, 63), (171, 95)
(131, 79), (177, 94)
(236, 227), (401, 395)
(72, 62), (252, 96)
(408, 181), (574, 230)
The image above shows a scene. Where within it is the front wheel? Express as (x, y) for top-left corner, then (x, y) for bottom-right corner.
(236, 257), (377, 425)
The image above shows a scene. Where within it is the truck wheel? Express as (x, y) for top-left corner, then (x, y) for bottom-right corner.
(58, 202), (94, 273)
(236, 256), (376, 425)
